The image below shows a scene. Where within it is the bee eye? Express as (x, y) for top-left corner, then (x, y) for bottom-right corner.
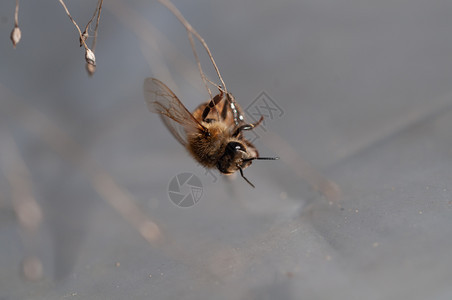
(226, 142), (246, 154)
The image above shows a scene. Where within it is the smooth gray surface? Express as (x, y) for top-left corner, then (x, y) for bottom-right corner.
(1, 0), (452, 299)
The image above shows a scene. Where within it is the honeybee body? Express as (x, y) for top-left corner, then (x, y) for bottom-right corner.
(188, 102), (258, 172)
(144, 78), (276, 187)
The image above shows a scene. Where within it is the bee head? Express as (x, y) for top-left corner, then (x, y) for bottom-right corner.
(217, 141), (253, 174)
(217, 141), (279, 187)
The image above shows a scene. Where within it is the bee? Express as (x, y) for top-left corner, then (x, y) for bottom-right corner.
(144, 78), (278, 187)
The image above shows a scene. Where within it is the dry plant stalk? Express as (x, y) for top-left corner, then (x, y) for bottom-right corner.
(57, 0), (92, 58)
(84, 0), (103, 76)
(107, 0), (203, 96)
(91, 0), (103, 52)
(80, 1), (101, 47)
(156, 0), (227, 99)
(10, 0), (21, 48)
(57, 0), (103, 75)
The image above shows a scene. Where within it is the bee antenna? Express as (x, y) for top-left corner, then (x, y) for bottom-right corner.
(256, 156), (279, 160)
(243, 156), (279, 162)
(237, 165), (255, 188)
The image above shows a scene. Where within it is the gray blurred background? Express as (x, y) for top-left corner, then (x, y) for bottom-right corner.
(1, 0), (452, 299)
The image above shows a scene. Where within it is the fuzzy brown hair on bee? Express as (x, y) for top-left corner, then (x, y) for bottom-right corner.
(144, 78), (278, 187)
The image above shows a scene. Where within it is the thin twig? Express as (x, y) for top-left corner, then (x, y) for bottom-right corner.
(83, 0), (103, 75)
(58, 0), (96, 67)
(187, 31), (213, 100)
(107, 0), (195, 96)
(156, 0), (228, 94)
(81, 0), (103, 51)
(206, 77), (226, 93)
(82, 0), (100, 42)
(14, 0), (19, 27)
(57, 0), (88, 50)
(92, 0), (103, 52)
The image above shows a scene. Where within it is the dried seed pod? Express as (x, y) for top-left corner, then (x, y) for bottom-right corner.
(10, 25), (21, 48)
(84, 48), (96, 66)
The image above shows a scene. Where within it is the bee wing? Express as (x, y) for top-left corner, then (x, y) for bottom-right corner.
(144, 78), (205, 146)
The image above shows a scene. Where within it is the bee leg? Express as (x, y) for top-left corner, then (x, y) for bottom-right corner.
(250, 115), (264, 128)
(237, 165), (255, 188)
(232, 116), (264, 137)
(220, 96), (228, 120)
(202, 90), (224, 122)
